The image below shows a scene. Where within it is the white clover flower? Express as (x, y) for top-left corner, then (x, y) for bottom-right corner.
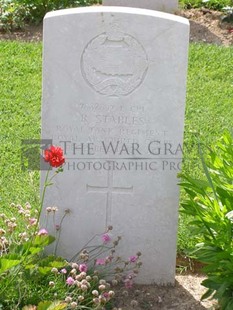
(80, 271), (87, 278)
(92, 290), (99, 296)
(108, 291), (115, 297)
(78, 295), (84, 302)
(81, 284), (88, 291)
(76, 281), (81, 288)
(93, 298), (99, 304)
(25, 202), (31, 209)
(65, 296), (72, 303)
(98, 284), (105, 291)
(71, 262), (79, 269)
(70, 301), (77, 309)
(81, 279), (88, 285)
(98, 295), (107, 303)
(70, 268), (77, 275)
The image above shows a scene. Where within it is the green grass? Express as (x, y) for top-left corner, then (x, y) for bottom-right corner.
(178, 44), (233, 252)
(183, 44), (233, 175)
(0, 41), (42, 210)
(0, 41), (233, 253)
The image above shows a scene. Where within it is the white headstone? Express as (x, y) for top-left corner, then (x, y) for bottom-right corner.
(41, 7), (189, 284)
(102, 0), (178, 13)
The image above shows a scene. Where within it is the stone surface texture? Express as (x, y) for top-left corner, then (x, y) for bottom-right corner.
(41, 7), (189, 284)
(102, 0), (178, 13)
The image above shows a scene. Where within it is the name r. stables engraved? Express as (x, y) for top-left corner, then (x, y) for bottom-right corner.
(55, 101), (168, 141)
(81, 114), (152, 126)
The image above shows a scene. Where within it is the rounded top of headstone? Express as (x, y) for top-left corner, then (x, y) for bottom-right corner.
(44, 7), (189, 27)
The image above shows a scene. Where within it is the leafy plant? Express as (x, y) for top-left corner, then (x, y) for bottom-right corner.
(221, 5), (233, 23)
(0, 146), (141, 309)
(0, 0), (101, 30)
(179, 131), (233, 309)
(0, 0), (30, 31)
(180, 0), (233, 10)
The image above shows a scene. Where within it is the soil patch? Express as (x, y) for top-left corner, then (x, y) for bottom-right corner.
(114, 275), (217, 309)
(179, 8), (233, 46)
(0, 8), (233, 46)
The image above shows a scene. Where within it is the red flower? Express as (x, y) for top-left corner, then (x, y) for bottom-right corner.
(44, 145), (65, 168)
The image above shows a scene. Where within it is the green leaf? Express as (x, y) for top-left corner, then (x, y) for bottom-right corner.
(0, 254), (21, 272)
(37, 301), (67, 310)
(38, 266), (53, 275)
(38, 255), (67, 267)
(28, 247), (43, 255)
(223, 298), (233, 310)
(201, 288), (214, 301)
(32, 235), (55, 247)
(37, 255), (67, 275)
(202, 278), (221, 291)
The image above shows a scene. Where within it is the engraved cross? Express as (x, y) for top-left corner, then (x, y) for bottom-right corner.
(86, 169), (133, 227)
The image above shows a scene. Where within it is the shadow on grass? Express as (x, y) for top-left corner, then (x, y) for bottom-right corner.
(189, 20), (222, 45)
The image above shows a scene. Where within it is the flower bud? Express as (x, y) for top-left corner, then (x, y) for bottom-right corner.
(70, 301), (77, 309)
(109, 290), (115, 297)
(81, 284), (88, 291)
(93, 298), (99, 304)
(70, 268), (77, 275)
(51, 267), (58, 274)
(65, 296), (72, 303)
(71, 263), (79, 269)
(49, 281), (55, 287)
(92, 290), (99, 296)
(78, 295), (84, 302)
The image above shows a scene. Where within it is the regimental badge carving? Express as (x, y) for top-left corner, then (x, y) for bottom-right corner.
(81, 31), (149, 96)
